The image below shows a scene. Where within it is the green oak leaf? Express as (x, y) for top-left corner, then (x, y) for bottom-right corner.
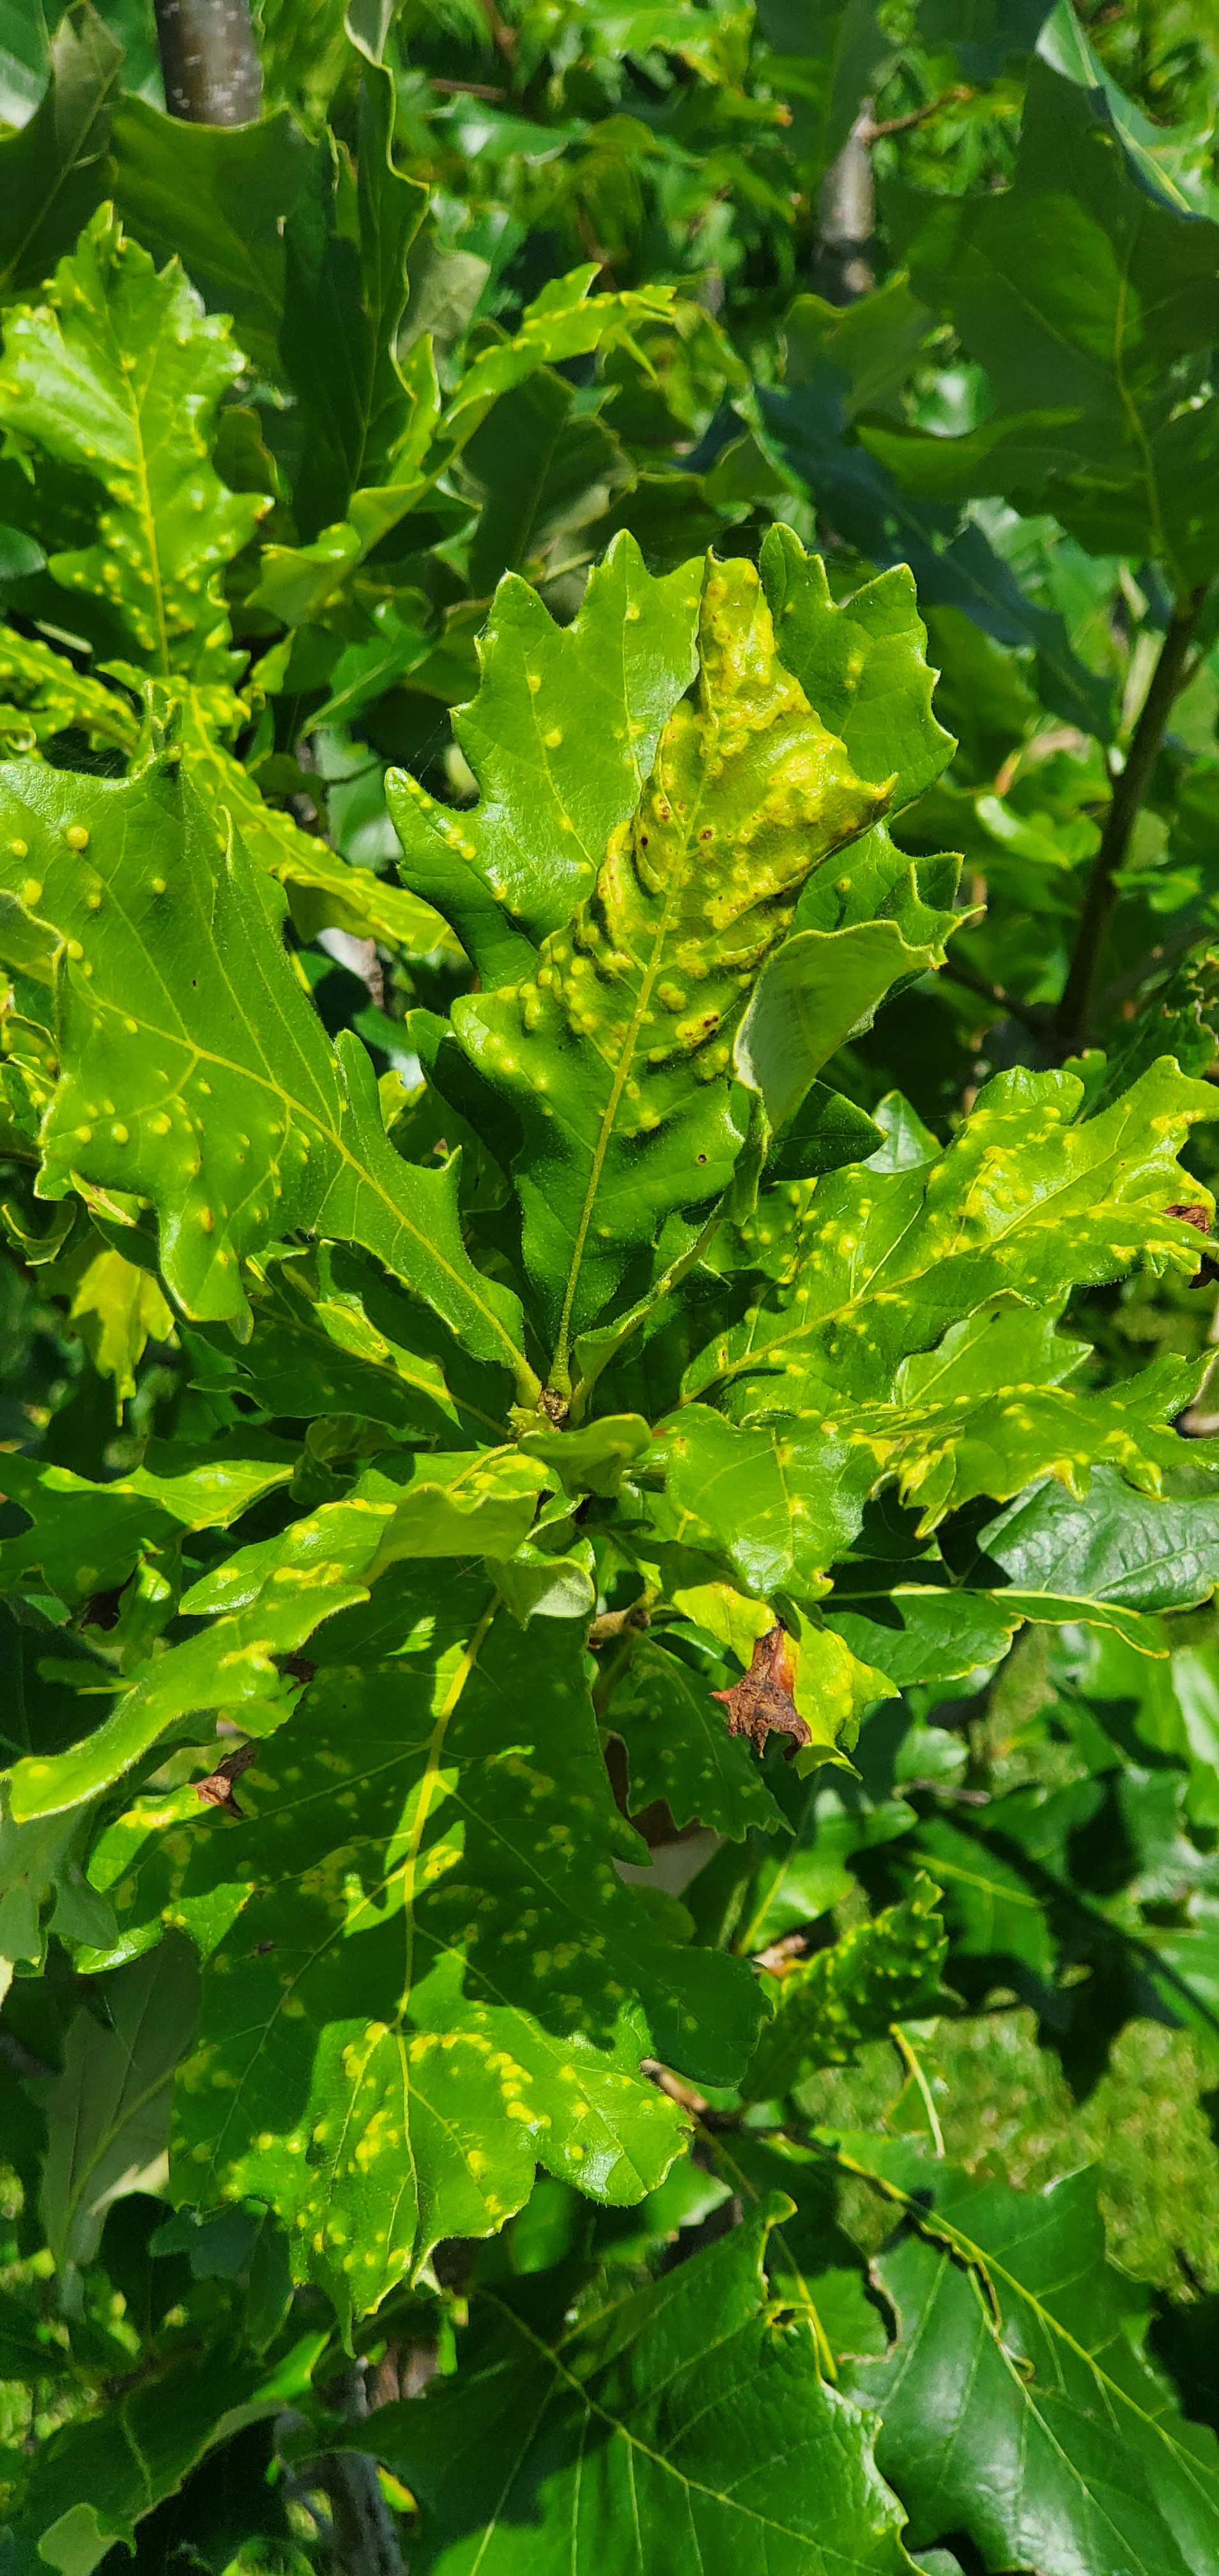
(608, 1635), (791, 1838)
(979, 1466), (1219, 1623)
(387, 532), (702, 986)
(0, 204), (266, 687)
(0, 625), (136, 758)
(0, 752), (535, 1392)
(685, 1062), (1218, 1426)
(111, 95), (312, 381)
(912, 1814), (1057, 1983)
(759, 525), (954, 815)
(40, 1938), (199, 2298)
(5, 2343), (283, 2574)
(6, 1575), (367, 1823)
(332, 2196), (912, 2573)
(0, 1436), (297, 1606)
(735, 917), (940, 1135)
(0, 0), (121, 298)
(454, 553), (891, 1365)
(887, 57), (1219, 582)
(824, 1570), (1022, 1687)
(836, 2138), (1219, 2576)
(177, 1450), (549, 1612)
(185, 1245), (506, 1446)
(279, 56), (429, 535)
(137, 1582), (756, 2311)
(743, 1873), (946, 2097)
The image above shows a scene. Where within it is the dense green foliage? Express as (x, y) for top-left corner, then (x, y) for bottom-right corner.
(6, 1), (1219, 2570)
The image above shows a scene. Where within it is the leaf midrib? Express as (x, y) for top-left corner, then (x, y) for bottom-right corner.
(550, 750), (711, 1383)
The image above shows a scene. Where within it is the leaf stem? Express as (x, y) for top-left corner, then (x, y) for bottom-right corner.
(153, 0), (262, 123)
(569, 1202), (724, 1425)
(1054, 585), (1208, 1054)
(940, 956), (1047, 1039)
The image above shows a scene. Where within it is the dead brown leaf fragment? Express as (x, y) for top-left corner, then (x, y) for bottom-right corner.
(195, 1740), (257, 1820)
(712, 1623), (810, 1756)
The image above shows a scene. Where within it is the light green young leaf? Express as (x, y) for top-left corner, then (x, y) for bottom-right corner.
(176, 688), (462, 954)
(435, 266), (682, 456)
(388, 532), (702, 985)
(759, 526), (954, 815)
(0, 205), (266, 685)
(454, 554), (890, 1365)
(686, 1062), (1218, 1429)
(0, 753), (535, 1393)
(0, 626), (136, 758)
(735, 917), (938, 1135)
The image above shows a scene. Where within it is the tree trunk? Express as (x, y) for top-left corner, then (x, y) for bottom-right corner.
(153, 0), (262, 123)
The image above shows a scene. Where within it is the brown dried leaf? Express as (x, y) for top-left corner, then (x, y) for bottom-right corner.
(195, 1739), (256, 1820)
(712, 1623), (811, 1757)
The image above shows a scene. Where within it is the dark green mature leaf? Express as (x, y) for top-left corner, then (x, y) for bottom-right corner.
(6, 2343), (283, 2576)
(882, 59), (1219, 581)
(280, 57), (428, 535)
(0, 205), (264, 686)
(454, 554), (892, 1363)
(824, 1572), (1021, 1686)
(111, 96), (312, 379)
(755, 319), (1114, 740)
(84, 1579), (755, 2314)
(610, 1634), (791, 1837)
(0, 1), (121, 299)
(979, 1468), (1219, 1620)
(335, 2196), (913, 2572)
(0, 753), (535, 1392)
(913, 1813), (1056, 1983)
(744, 1873), (946, 2097)
(40, 1939), (199, 2297)
(388, 532), (702, 986)
(459, 367), (632, 597)
(838, 2138), (1219, 2576)
(756, 0), (893, 187)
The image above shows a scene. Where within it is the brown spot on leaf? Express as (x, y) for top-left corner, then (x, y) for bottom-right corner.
(1167, 1204), (1218, 1287)
(712, 1623), (810, 1757)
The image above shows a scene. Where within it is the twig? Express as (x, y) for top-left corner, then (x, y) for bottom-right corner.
(862, 86), (974, 141)
(429, 78), (506, 99)
(1054, 584), (1209, 1052)
(940, 956), (1048, 1039)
